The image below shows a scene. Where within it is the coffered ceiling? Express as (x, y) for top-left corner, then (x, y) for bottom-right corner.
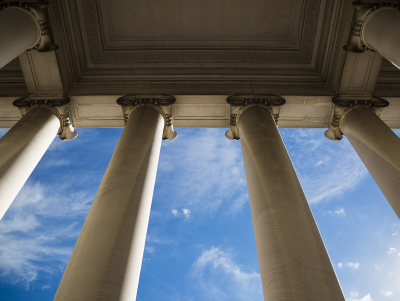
(0, 0), (400, 129)
(48, 0), (338, 95)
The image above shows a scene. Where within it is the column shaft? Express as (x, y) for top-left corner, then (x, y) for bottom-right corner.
(54, 105), (164, 301)
(0, 7), (40, 69)
(0, 106), (59, 220)
(362, 7), (400, 69)
(341, 106), (400, 218)
(238, 105), (344, 301)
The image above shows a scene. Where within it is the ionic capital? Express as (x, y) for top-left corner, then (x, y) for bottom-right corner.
(0, 1), (58, 52)
(116, 94), (177, 141)
(325, 96), (389, 141)
(225, 94), (286, 140)
(344, 1), (400, 53)
(13, 96), (78, 140)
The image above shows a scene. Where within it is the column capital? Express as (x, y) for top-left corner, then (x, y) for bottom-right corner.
(13, 96), (78, 140)
(116, 93), (177, 141)
(0, 1), (58, 52)
(325, 95), (389, 141)
(225, 94), (286, 140)
(344, 1), (400, 53)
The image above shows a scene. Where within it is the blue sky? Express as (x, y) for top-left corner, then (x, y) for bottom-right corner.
(0, 127), (399, 301)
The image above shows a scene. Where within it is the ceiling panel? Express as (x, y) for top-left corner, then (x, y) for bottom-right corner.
(98, 0), (303, 48)
(80, 0), (322, 65)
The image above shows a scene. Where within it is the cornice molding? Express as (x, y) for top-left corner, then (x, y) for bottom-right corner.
(225, 94), (286, 140)
(13, 96), (78, 140)
(116, 94), (177, 141)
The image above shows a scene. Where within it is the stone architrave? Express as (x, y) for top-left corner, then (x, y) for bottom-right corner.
(344, 1), (400, 69)
(226, 94), (345, 301)
(54, 94), (176, 301)
(326, 96), (400, 219)
(0, 96), (77, 220)
(0, 1), (58, 69)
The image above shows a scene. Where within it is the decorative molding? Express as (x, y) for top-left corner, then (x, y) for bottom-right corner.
(37, 0), (350, 95)
(13, 96), (78, 140)
(324, 95), (389, 140)
(116, 94), (177, 141)
(343, 1), (400, 53)
(225, 94), (286, 140)
(0, 1), (58, 52)
(83, 0), (320, 64)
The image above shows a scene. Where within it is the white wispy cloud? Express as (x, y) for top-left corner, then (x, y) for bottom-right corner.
(146, 235), (175, 244)
(348, 292), (374, 301)
(347, 262), (360, 270)
(0, 181), (93, 287)
(335, 208), (346, 216)
(280, 129), (368, 204)
(157, 129), (247, 216)
(338, 262), (360, 270)
(182, 208), (191, 219)
(329, 208), (346, 216)
(191, 246), (262, 301)
(172, 209), (181, 216)
(382, 291), (393, 297)
(387, 248), (398, 255)
(145, 246), (156, 254)
(171, 208), (191, 219)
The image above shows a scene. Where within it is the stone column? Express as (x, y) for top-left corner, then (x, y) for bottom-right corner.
(226, 95), (344, 301)
(0, 96), (77, 220)
(54, 94), (177, 301)
(344, 2), (400, 69)
(325, 96), (400, 219)
(0, 2), (58, 69)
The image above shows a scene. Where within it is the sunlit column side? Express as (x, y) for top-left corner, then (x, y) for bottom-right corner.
(0, 96), (77, 220)
(226, 94), (345, 301)
(343, 2), (400, 69)
(0, 2), (58, 69)
(325, 96), (400, 219)
(54, 94), (177, 301)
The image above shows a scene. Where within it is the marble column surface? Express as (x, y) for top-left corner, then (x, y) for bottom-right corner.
(0, 106), (59, 220)
(342, 105), (400, 219)
(238, 104), (345, 301)
(362, 7), (400, 69)
(0, 7), (39, 69)
(54, 105), (164, 301)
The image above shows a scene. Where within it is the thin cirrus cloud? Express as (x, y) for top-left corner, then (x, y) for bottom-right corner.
(0, 127), (390, 298)
(156, 128), (369, 222)
(382, 291), (393, 297)
(338, 262), (360, 270)
(191, 246), (263, 301)
(280, 129), (368, 204)
(349, 292), (374, 301)
(171, 208), (191, 219)
(156, 129), (248, 216)
(0, 181), (92, 287)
